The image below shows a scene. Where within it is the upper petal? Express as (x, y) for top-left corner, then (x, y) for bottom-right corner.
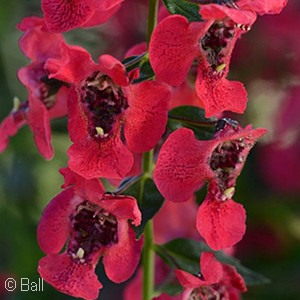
(124, 81), (171, 153)
(100, 194), (142, 226)
(0, 112), (26, 153)
(26, 95), (54, 160)
(103, 220), (143, 283)
(200, 252), (223, 283)
(154, 128), (210, 202)
(37, 188), (81, 254)
(46, 43), (97, 84)
(238, 0), (288, 16)
(149, 15), (210, 86)
(98, 54), (129, 86)
(60, 167), (105, 203)
(41, 0), (94, 32)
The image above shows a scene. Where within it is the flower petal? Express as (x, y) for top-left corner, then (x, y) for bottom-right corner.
(46, 43), (97, 84)
(60, 167), (105, 203)
(124, 81), (170, 153)
(38, 253), (102, 300)
(154, 128), (209, 202)
(196, 197), (246, 250)
(149, 15), (210, 86)
(98, 54), (129, 86)
(37, 188), (80, 254)
(67, 134), (134, 179)
(26, 96), (54, 160)
(0, 113), (26, 153)
(103, 220), (143, 283)
(100, 195), (142, 226)
(196, 71), (248, 118)
(200, 252), (223, 283)
(42, 0), (94, 32)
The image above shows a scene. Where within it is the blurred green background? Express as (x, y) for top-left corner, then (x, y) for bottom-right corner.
(0, 1), (299, 299)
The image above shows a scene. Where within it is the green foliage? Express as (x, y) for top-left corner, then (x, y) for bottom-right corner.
(124, 177), (165, 239)
(168, 106), (216, 140)
(162, 0), (203, 22)
(156, 238), (270, 286)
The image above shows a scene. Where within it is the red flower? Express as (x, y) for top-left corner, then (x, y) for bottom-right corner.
(37, 168), (143, 299)
(149, 1), (287, 117)
(176, 252), (246, 300)
(41, 0), (124, 33)
(1, 17), (95, 159)
(154, 122), (266, 249)
(48, 50), (170, 179)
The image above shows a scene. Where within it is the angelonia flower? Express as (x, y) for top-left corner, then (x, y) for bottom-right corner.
(149, 0), (287, 117)
(154, 121), (267, 249)
(176, 252), (247, 300)
(37, 168), (143, 299)
(0, 0), (290, 299)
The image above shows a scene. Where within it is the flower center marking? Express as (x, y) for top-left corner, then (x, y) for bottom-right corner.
(201, 21), (235, 75)
(68, 201), (118, 263)
(39, 75), (64, 109)
(81, 72), (128, 140)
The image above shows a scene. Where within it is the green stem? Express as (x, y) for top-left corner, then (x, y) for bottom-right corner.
(142, 220), (155, 300)
(142, 149), (155, 300)
(142, 1), (158, 298)
(147, 0), (159, 45)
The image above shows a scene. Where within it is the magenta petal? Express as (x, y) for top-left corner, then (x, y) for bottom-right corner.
(98, 54), (128, 86)
(42, 0), (94, 32)
(46, 43), (97, 84)
(37, 188), (80, 254)
(82, 0), (123, 28)
(103, 221), (143, 283)
(0, 114), (26, 153)
(154, 128), (208, 202)
(149, 15), (209, 86)
(175, 269), (204, 288)
(100, 195), (141, 226)
(60, 167), (105, 204)
(17, 16), (65, 61)
(38, 253), (102, 300)
(200, 252), (223, 283)
(196, 72), (248, 118)
(124, 81), (170, 153)
(26, 97), (53, 160)
(196, 198), (246, 250)
(238, 0), (288, 15)
(200, 4), (257, 26)
(67, 134), (134, 179)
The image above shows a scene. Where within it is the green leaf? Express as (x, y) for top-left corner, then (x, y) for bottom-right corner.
(122, 52), (147, 72)
(168, 106), (216, 140)
(132, 60), (156, 84)
(156, 238), (270, 286)
(124, 177), (164, 239)
(162, 0), (203, 22)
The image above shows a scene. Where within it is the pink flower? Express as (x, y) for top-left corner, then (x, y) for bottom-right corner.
(149, 1), (287, 117)
(154, 122), (266, 249)
(48, 50), (170, 179)
(37, 168), (143, 299)
(0, 17), (95, 159)
(41, 0), (124, 32)
(176, 252), (246, 300)
(148, 11), (251, 117)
